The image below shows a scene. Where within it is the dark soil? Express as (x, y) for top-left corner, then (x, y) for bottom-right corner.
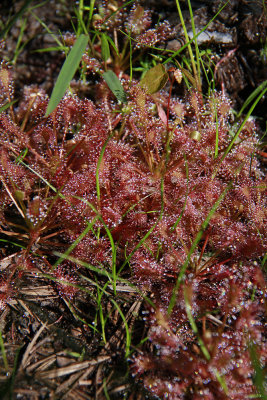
(1, 1), (266, 116)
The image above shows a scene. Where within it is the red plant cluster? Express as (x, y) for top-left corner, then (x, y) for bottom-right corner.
(0, 53), (266, 398)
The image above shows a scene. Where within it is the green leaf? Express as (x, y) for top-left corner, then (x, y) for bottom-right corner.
(249, 342), (267, 399)
(0, 331), (8, 371)
(45, 34), (89, 116)
(0, 99), (17, 115)
(33, 46), (69, 53)
(102, 70), (127, 103)
(216, 84), (267, 171)
(101, 33), (110, 62)
(140, 63), (169, 94)
(106, 35), (119, 56)
(88, 0), (96, 26)
(237, 80), (267, 118)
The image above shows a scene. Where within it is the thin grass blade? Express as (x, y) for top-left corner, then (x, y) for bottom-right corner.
(183, 288), (210, 360)
(168, 182), (232, 314)
(106, 35), (119, 56)
(237, 80), (267, 118)
(214, 85), (267, 173)
(0, 331), (8, 371)
(103, 70), (127, 103)
(0, 0), (33, 39)
(101, 33), (110, 62)
(45, 34), (89, 116)
(0, 99), (17, 115)
(249, 342), (267, 399)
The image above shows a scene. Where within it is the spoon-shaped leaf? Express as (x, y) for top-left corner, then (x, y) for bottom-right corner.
(45, 34), (89, 116)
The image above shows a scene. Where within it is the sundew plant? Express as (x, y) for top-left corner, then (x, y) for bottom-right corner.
(0, 0), (266, 399)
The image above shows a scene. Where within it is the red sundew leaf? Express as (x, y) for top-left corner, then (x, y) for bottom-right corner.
(157, 103), (168, 125)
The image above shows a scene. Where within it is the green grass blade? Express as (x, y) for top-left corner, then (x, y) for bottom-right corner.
(52, 252), (155, 309)
(88, 0), (96, 28)
(184, 289), (210, 361)
(213, 369), (229, 396)
(186, 0), (201, 89)
(103, 379), (111, 400)
(175, 0), (201, 91)
(129, 35), (133, 82)
(53, 217), (98, 269)
(249, 342), (267, 399)
(79, 272), (131, 356)
(72, 196), (118, 295)
(30, 10), (63, 48)
(0, 239), (26, 250)
(0, 331), (9, 371)
(75, 0), (88, 35)
(19, 160), (63, 196)
(184, 289), (229, 395)
(17, 160), (117, 294)
(33, 46), (69, 53)
(101, 33), (110, 62)
(261, 253), (267, 272)
(103, 70), (127, 103)
(18, 160), (117, 292)
(68, 302), (100, 334)
(163, 0), (230, 65)
(171, 155), (189, 231)
(214, 85), (267, 174)
(53, 252), (111, 278)
(12, 17), (27, 64)
(0, 345), (21, 400)
(168, 182), (232, 314)
(237, 80), (267, 118)
(45, 34), (89, 116)
(119, 178), (165, 273)
(0, 99), (17, 115)
(106, 35), (119, 56)
(96, 133), (115, 206)
(111, 298), (131, 357)
(96, 283), (107, 343)
(121, 193), (153, 220)
(101, 0), (135, 25)
(0, 0), (33, 39)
